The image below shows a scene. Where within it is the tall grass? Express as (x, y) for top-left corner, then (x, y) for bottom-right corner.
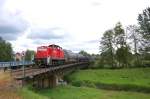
(67, 68), (150, 92)
(19, 85), (150, 99)
(0, 70), (22, 99)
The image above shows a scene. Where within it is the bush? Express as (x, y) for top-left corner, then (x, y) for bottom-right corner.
(72, 81), (81, 87)
(142, 60), (150, 67)
(92, 60), (104, 69)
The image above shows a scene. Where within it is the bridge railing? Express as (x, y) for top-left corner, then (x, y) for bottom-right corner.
(0, 61), (34, 68)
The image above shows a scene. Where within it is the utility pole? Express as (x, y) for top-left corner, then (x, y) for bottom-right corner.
(22, 51), (25, 86)
(10, 62), (13, 87)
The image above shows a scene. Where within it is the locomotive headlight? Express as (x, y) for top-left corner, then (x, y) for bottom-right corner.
(37, 60), (41, 66)
(47, 57), (50, 64)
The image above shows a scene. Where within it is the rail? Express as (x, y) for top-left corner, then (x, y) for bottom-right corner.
(12, 62), (89, 79)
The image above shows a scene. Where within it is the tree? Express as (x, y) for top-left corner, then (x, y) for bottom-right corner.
(138, 7), (150, 52)
(126, 25), (141, 53)
(25, 50), (35, 61)
(0, 37), (13, 61)
(126, 25), (142, 66)
(137, 7), (150, 66)
(79, 50), (90, 57)
(116, 46), (132, 68)
(114, 22), (131, 67)
(114, 22), (126, 48)
(100, 29), (115, 68)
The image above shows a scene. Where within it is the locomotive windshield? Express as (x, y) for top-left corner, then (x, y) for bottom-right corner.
(37, 47), (47, 51)
(49, 44), (62, 49)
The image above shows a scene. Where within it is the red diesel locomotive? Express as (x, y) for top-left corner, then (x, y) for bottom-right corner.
(34, 44), (65, 66)
(34, 44), (90, 67)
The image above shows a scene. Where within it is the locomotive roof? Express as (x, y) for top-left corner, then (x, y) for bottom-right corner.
(48, 44), (61, 48)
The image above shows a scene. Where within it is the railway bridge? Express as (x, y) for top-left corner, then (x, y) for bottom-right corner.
(0, 62), (89, 88)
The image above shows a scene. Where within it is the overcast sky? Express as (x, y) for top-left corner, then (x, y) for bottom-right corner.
(0, 0), (149, 54)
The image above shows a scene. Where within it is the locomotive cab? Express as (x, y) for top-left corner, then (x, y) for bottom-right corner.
(35, 44), (65, 67)
(48, 44), (65, 65)
(35, 46), (50, 66)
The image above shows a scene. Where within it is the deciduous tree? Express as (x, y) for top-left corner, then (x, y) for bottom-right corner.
(0, 37), (13, 61)
(25, 50), (35, 61)
(126, 25), (142, 66)
(100, 29), (115, 68)
(138, 7), (150, 53)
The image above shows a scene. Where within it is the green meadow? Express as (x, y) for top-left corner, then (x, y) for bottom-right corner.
(19, 68), (150, 99)
(67, 68), (150, 92)
(20, 85), (150, 99)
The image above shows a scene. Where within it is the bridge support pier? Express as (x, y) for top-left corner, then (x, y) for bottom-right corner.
(33, 74), (59, 88)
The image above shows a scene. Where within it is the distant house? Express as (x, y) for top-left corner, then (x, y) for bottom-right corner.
(15, 52), (22, 61)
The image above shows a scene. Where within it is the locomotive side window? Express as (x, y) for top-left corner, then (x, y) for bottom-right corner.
(37, 47), (47, 51)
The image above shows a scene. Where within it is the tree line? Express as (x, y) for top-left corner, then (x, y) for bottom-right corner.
(98, 7), (150, 68)
(0, 38), (90, 62)
(0, 37), (35, 62)
(0, 37), (13, 61)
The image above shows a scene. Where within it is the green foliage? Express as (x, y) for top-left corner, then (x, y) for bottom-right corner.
(79, 50), (90, 57)
(138, 7), (150, 58)
(127, 25), (141, 53)
(116, 46), (133, 68)
(138, 7), (150, 40)
(100, 29), (115, 68)
(67, 68), (150, 92)
(99, 22), (132, 68)
(143, 52), (150, 60)
(99, 9), (150, 68)
(100, 29), (114, 52)
(20, 85), (150, 99)
(25, 50), (35, 61)
(142, 60), (150, 67)
(0, 37), (13, 61)
(93, 58), (105, 69)
(20, 87), (47, 99)
(114, 22), (126, 47)
(126, 25), (143, 67)
(130, 53), (142, 67)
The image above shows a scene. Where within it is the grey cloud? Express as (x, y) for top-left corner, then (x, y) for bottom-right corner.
(32, 40), (43, 45)
(32, 39), (65, 45)
(28, 32), (63, 40)
(70, 46), (93, 52)
(86, 39), (99, 43)
(0, 23), (28, 41)
(2, 33), (19, 40)
(0, 25), (20, 33)
(0, 1), (28, 40)
(63, 40), (98, 53)
(21, 43), (31, 48)
(27, 28), (66, 40)
(91, 2), (101, 6)
(0, 0), (5, 8)
(0, 20), (27, 33)
(0, 17), (28, 40)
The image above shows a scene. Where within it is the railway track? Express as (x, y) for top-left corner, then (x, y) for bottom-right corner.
(11, 62), (88, 79)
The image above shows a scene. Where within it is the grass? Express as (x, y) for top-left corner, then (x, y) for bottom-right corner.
(67, 68), (150, 92)
(0, 70), (10, 84)
(0, 70), (22, 99)
(1, 68), (150, 99)
(20, 85), (150, 99)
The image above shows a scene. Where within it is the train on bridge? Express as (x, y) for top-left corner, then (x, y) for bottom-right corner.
(34, 44), (90, 67)
(0, 44), (90, 69)
(0, 44), (91, 89)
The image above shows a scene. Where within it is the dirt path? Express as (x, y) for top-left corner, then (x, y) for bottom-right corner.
(0, 70), (22, 99)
